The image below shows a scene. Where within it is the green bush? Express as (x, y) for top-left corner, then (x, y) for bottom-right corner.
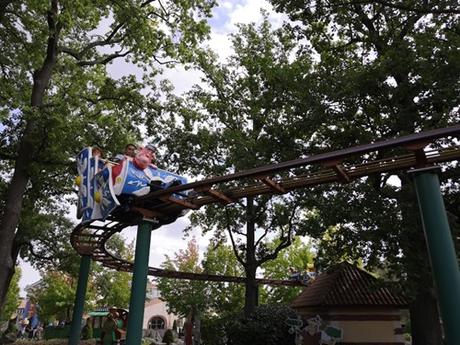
(162, 329), (174, 345)
(225, 305), (297, 345)
(201, 316), (229, 345)
(13, 340), (96, 345)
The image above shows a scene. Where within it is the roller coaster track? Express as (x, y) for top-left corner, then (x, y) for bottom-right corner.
(71, 125), (460, 286)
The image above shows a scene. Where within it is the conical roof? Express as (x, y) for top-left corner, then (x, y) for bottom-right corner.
(291, 262), (407, 308)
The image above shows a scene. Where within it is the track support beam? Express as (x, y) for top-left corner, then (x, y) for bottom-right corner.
(126, 221), (153, 345)
(68, 255), (91, 345)
(411, 167), (460, 345)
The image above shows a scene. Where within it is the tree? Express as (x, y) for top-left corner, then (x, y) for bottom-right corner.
(261, 237), (314, 305)
(0, 0), (217, 313)
(157, 239), (208, 318)
(201, 241), (245, 317)
(264, 1), (460, 343)
(0, 267), (20, 322)
(148, 17), (317, 315)
(33, 270), (91, 322)
(30, 233), (133, 321)
(157, 239), (245, 317)
(93, 236), (134, 308)
(158, 239), (245, 345)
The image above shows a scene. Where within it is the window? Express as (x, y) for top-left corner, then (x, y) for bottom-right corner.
(148, 317), (165, 330)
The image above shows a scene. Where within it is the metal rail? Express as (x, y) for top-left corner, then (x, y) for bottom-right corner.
(71, 126), (460, 285)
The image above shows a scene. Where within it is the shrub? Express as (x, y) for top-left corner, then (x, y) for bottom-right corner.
(225, 305), (297, 345)
(13, 340), (96, 345)
(201, 316), (229, 345)
(162, 329), (174, 345)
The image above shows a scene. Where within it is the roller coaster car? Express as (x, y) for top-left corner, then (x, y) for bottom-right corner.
(76, 147), (189, 224)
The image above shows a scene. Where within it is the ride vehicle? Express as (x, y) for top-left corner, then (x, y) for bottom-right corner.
(75, 147), (189, 224)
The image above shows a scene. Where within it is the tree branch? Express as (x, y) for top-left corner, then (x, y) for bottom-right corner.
(76, 50), (131, 66)
(256, 206), (298, 265)
(31, 0), (62, 106)
(60, 22), (125, 61)
(225, 209), (245, 266)
(255, 227), (270, 248)
(0, 0), (15, 23)
(153, 55), (178, 65)
(26, 242), (54, 261)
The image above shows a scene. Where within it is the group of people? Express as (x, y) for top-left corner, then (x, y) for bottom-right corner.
(16, 317), (43, 340)
(99, 308), (128, 345)
(92, 143), (157, 168)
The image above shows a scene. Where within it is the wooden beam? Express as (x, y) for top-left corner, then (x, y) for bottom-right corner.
(323, 159), (350, 183)
(132, 207), (164, 220)
(258, 176), (286, 194)
(160, 196), (199, 209)
(195, 186), (233, 204)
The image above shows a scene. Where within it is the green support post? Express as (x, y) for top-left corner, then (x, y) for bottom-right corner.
(68, 255), (91, 345)
(412, 167), (460, 345)
(126, 221), (153, 345)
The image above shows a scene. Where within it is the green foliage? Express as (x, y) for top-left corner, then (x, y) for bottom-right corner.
(266, 0), (460, 291)
(261, 238), (315, 305)
(0, 268), (21, 321)
(162, 329), (174, 345)
(158, 239), (207, 317)
(157, 239), (244, 318)
(0, 0), (217, 312)
(201, 316), (228, 345)
(150, 15), (317, 315)
(265, 0), (459, 340)
(33, 271), (82, 322)
(225, 305), (297, 345)
(92, 236), (134, 309)
(202, 242), (245, 316)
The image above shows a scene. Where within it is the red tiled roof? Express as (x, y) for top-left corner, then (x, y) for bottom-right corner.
(291, 262), (407, 308)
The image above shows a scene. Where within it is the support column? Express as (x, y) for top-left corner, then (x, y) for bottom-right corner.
(411, 167), (460, 345)
(68, 255), (91, 345)
(126, 221), (153, 345)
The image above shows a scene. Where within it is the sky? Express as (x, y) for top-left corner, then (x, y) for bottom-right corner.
(18, 0), (287, 296)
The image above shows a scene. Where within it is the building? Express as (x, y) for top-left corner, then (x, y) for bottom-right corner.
(143, 280), (183, 338)
(291, 262), (408, 345)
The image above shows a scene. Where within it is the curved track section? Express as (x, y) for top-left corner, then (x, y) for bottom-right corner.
(71, 126), (460, 286)
(71, 218), (302, 286)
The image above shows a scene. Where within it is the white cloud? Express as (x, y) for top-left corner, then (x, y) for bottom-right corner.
(207, 31), (233, 61)
(18, 259), (41, 298)
(226, 0), (286, 31)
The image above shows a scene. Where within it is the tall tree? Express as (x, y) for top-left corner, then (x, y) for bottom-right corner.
(264, 1), (460, 343)
(157, 239), (245, 318)
(0, 0), (216, 313)
(158, 239), (210, 319)
(33, 270), (95, 323)
(92, 236), (134, 308)
(148, 17), (317, 316)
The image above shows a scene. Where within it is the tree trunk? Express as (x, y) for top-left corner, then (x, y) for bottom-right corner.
(410, 289), (443, 345)
(244, 197), (259, 316)
(0, 0), (60, 313)
(0, 122), (35, 311)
